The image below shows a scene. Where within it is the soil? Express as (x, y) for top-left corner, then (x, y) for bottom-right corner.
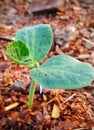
(0, 0), (94, 130)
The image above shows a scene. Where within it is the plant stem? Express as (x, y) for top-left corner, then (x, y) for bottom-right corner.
(28, 62), (39, 107)
(28, 80), (36, 108)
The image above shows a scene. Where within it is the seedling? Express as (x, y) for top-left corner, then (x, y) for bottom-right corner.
(6, 24), (94, 107)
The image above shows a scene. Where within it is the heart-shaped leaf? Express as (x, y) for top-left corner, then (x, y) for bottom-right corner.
(30, 55), (94, 89)
(15, 24), (53, 62)
(6, 40), (32, 65)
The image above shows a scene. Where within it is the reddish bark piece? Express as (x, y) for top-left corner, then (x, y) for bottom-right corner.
(0, 62), (10, 70)
(17, 109), (31, 123)
(0, 118), (7, 128)
(30, 0), (66, 13)
(90, 21), (94, 27)
(0, 92), (2, 105)
(58, 119), (74, 130)
(0, 101), (5, 114)
(36, 112), (43, 125)
(9, 111), (18, 120)
(19, 95), (28, 104)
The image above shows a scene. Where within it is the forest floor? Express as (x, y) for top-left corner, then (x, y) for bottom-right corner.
(0, 0), (94, 130)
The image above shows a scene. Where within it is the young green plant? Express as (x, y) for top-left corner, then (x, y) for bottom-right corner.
(6, 24), (94, 107)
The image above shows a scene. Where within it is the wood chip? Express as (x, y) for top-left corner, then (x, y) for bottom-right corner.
(83, 38), (94, 49)
(30, 0), (66, 13)
(0, 36), (14, 41)
(0, 94), (2, 105)
(77, 54), (90, 59)
(43, 94), (47, 102)
(4, 102), (20, 111)
(51, 104), (60, 118)
(1, 49), (7, 61)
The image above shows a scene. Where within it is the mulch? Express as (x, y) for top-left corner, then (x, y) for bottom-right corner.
(0, 0), (94, 129)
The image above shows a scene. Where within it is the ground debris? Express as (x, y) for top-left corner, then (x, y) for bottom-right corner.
(51, 104), (60, 118)
(0, 0), (94, 129)
(29, 0), (68, 14)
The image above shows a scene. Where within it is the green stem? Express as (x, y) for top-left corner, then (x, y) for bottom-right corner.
(28, 61), (39, 108)
(28, 80), (36, 108)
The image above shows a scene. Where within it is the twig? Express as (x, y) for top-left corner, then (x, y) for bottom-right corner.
(41, 98), (57, 107)
(76, 54), (90, 59)
(64, 93), (76, 103)
(4, 102), (20, 111)
(90, 28), (94, 37)
(1, 48), (7, 61)
(0, 36), (14, 41)
(0, 93), (2, 104)
(74, 128), (89, 130)
(90, 28), (94, 32)
(83, 38), (94, 47)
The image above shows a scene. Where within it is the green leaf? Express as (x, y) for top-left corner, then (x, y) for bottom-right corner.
(15, 24), (53, 62)
(30, 55), (94, 89)
(6, 40), (32, 65)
